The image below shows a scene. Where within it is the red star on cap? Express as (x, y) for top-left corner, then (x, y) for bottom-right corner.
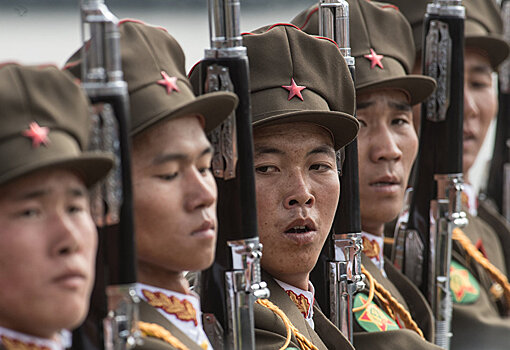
(22, 122), (50, 148)
(364, 48), (384, 69)
(282, 78), (306, 101)
(157, 71), (180, 94)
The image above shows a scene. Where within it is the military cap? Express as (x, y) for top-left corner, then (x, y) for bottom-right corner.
(191, 24), (358, 150)
(384, 0), (510, 70)
(65, 20), (238, 136)
(292, 0), (437, 105)
(0, 63), (113, 187)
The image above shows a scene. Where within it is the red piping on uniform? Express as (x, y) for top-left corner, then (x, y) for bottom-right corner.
(187, 60), (202, 79)
(299, 6), (319, 30)
(381, 4), (399, 11)
(267, 23), (301, 32)
(315, 36), (339, 48)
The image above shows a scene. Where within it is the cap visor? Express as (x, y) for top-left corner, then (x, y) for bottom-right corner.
(0, 152), (114, 188)
(131, 91), (238, 136)
(253, 110), (359, 150)
(466, 36), (510, 70)
(357, 75), (437, 106)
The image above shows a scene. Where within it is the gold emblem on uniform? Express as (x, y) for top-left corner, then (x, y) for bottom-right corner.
(286, 290), (311, 317)
(142, 289), (198, 326)
(1, 336), (51, 350)
(362, 236), (381, 261)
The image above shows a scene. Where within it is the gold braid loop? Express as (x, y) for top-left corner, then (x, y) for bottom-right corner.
(353, 265), (425, 339)
(352, 265), (375, 312)
(256, 298), (319, 350)
(138, 321), (190, 350)
(452, 227), (510, 307)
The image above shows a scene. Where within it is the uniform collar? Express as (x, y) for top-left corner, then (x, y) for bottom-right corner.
(462, 183), (478, 216)
(135, 283), (211, 349)
(0, 326), (71, 350)
(274, 279), (315, 329)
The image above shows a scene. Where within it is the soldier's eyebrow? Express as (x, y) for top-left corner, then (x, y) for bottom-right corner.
(69, 187), (86, 197)
(254, 146), (285, 156)
(469, 64), (492, 75)
(356, 101), (374, 110)
(389, 101), (412, 111)
(15, 189), (49, 200)
(307, 145), (335, 158)
(152, 146), (214, 165)
(198, 146), (214, 158)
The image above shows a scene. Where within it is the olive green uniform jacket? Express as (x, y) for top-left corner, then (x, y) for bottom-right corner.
(449, 212), (510, 350)
(255, 271), (354, 350)
(352, 254), (443, 350)
(136, 300), (205, 350)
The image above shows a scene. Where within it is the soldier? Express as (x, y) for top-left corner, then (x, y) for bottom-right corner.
(382, 0), (510, 348)
(219, 23), (359, 350)
(65, 20), (238, 350)
(292, 2), (445, 349)
(0, 64), (113, 350)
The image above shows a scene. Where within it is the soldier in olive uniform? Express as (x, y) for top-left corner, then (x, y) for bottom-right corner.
(66, 20), (237, 350)
(194, 23), (359, 349)
(383, 0), (510, 348)
(0, 64), (113, 350)
(292, 1), (445, 349)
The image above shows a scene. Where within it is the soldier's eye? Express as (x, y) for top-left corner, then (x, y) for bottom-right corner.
(310, 163), (332, 171)
(255, 165), (278, 174)
(156, 173), (178, 181)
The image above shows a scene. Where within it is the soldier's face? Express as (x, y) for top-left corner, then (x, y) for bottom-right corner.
(253, 122), (339, 289)
(0, 169), (96, 338)
(462, 49), (497, 175)
(132, 115), (217, 282)
(357, 90), (417, 234)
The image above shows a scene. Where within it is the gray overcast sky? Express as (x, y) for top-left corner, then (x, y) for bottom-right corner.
(0, 0), (314, 70)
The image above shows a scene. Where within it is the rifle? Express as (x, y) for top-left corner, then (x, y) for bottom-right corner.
(311, 0), (364, 342)
(193, 0), (269, 348)
(486, 0), (510, 221)
(80, 1), (140, 349)
(391, 1), (468, 348)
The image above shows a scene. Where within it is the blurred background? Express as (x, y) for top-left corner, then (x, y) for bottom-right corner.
(0, 0), (315, 70)
(0, 0), (495, 192)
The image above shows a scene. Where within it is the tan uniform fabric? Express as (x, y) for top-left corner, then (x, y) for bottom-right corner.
(255, 271), (354, 350)
(136, 301), (204, 350)
(352, 255), (442, 350)
(478, 198), (510, 277)
(449, 212), (510, 349)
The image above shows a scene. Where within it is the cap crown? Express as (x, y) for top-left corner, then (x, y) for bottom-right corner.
(385, 0), (509, 68)
(0, 63), (112, 186)
(66, 20), (237, 136)
(0, 64), (89, 149)
(292, 1), (436, 104)
(244, 24), (355, 121)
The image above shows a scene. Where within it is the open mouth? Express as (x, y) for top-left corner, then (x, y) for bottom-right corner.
(371, 181), (398, 187)
(285, 225), (313, 234)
